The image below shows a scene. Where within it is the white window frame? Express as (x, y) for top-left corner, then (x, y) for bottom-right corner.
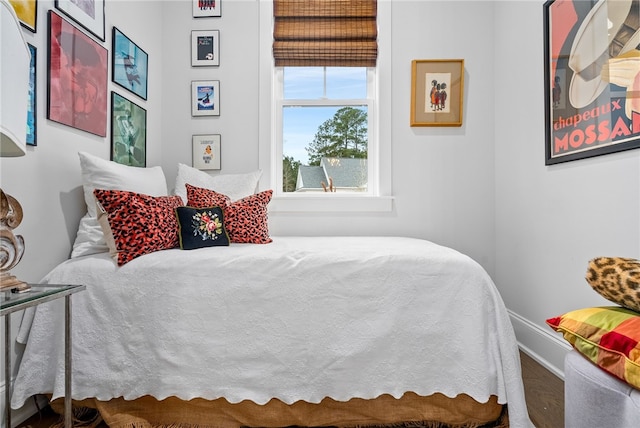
(274, 67), (377, 197)
(258, 0), (392, 213)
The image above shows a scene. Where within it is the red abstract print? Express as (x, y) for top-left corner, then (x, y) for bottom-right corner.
(48, 11), (107, 136)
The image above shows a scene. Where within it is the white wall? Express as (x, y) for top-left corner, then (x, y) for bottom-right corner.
(494, 1), (640, 375)
(159, 0), (497, 269)
(160, 0), (261, 185)
(3, 0), (639, 425)
(0, 1), (166, 424)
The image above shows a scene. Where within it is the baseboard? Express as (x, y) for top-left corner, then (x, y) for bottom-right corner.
(0, 379), (48, 428)
(508, 309), (572, 379)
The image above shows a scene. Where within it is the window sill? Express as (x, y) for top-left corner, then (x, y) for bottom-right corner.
(269, 195), (394, 213)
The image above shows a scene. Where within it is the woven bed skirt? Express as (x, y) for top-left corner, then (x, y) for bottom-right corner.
(50, 392), (507, 428)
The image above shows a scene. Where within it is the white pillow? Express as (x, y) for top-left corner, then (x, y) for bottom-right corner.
(79, 151), (169, 218)
(174, 163), (262, 203)
(71, 213), (109, 258)
(71, 152), (170, 258)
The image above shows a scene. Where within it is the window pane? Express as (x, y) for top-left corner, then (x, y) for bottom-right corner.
(283, 68), (325, 99)
(283, 67), (367, 99)
(326, 67), (367, 99)
(282, 105), (368, 193)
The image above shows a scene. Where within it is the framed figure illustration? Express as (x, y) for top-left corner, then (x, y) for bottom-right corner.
(191, 80), (220, 116)
(192, 134), (221, 170)
(55, 0), (105, 41)
(544, 0), (640, 164)
(193, 0), (221, 17)
(410, 59), (464, 127)
(47, 11), (108, 136)
(191, 30), (220, 66)
(112, 27), (148, 100)
(111, 92), (147, 167)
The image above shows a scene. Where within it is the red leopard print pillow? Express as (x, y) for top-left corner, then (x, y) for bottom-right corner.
(186, 184), (273, 244)
(93, 189), (184, 265)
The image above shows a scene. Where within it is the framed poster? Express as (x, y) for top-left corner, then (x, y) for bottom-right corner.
(27, 44), (37, 146)
(55, 0), (105, 41)
(112, 27), (148, 100)
(10, 0), (37, 32)
(191, 30), (220, 66)
(47, 11), (108, 137)
(410, 59), (464, 127)
(192, 134), (221, 170)
(193, 0), (221, 17)
(191, 80), (220, 116)
(544, 0), (640, 165)
(111, 92), (147, 167)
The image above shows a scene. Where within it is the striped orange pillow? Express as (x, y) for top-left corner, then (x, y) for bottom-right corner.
(547, 306), (640, 390)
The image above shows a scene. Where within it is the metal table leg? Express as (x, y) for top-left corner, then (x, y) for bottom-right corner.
(65, 295), (71, 428)
(5, 313), (11, 428)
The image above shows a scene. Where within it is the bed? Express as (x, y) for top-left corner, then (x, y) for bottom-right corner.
(10, 153), (533, 427)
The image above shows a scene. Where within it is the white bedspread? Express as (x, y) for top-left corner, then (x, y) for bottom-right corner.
(11, 236), (532, 427)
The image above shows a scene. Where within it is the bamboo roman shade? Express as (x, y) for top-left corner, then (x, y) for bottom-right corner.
(273, 0), (377, 67)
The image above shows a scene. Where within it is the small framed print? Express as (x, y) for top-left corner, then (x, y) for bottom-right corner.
(111, 92), (147, 167)
(55, 0), (105, 41)
(193, 134), (221, 170)
(410, 59), (464, 127)
(191, 30), (220, 66)
(191, 80), (220, 116)
(112, 27), (149, 100)
(10, 0), (37, 32)
(193, 0), (221, 18)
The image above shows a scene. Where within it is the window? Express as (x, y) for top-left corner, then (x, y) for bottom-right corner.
(271, 0), (378, 196)
(259, 0), (391, 211)
(276, 66), (376, 194)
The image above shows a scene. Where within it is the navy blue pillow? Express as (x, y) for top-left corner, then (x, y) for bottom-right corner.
(175, 206), (230, 250)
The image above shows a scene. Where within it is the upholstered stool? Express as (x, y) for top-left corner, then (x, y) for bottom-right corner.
(564, 350), (640, 428)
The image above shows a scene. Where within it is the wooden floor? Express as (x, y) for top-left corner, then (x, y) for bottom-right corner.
(520, 351), (564, 428)
(17, 351), (563, 428)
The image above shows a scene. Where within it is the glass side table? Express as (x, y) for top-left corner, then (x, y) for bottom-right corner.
(1, 284), (85, 428)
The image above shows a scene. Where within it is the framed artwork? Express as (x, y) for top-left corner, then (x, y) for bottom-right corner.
(193, 0), (221, 17)
(410, 59), (464, 127)
(47, 11), (108, 137)
(191, 30), (220, 66)
(27, 44), (37, 146)
(192, 134), (221, 170)
(55, 0), (105, 41)
(110, 92), (147, 167)
(10, 0), (37, 32)
(544, 0), (640, 165)
(191, 80), (220, 116)
(112, 27), (148, 100)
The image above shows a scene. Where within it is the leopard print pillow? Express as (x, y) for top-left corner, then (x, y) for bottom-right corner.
(94, 189), (184, 265)
(586, 257), (640, 313)
(186, 184), (273, 244)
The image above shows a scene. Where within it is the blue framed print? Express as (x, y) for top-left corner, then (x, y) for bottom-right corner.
(27, 43), (37, 146)
(112, 27), (148, 100)
(191, 80), (220, 116)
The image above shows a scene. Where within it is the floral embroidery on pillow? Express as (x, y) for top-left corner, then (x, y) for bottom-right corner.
(175, 206), (230, 249)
